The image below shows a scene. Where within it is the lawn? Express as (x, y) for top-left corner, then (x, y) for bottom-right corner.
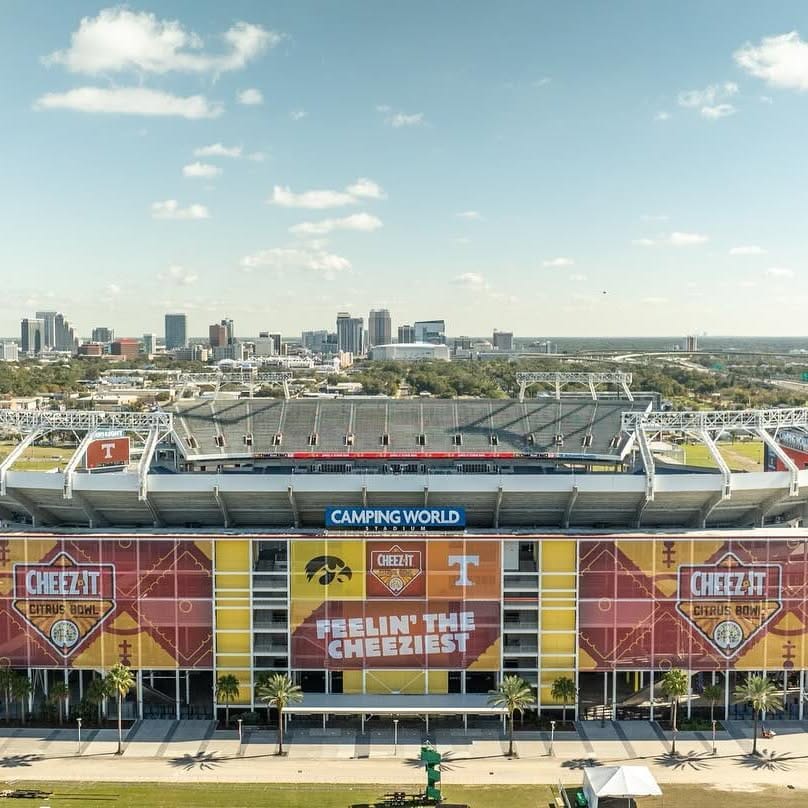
(0, 440), (75, 471)
(1, 782), (805, 808)
(683, 440), (763, 472)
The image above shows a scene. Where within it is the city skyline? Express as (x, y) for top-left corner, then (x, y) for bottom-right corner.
(2, 2), (808, 336)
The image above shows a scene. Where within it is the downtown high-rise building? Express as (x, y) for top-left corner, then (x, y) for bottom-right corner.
(336, 312), (364, 355)
(92, 327), (114, 343)
(165, 313), (187, 351)
(20, 318), (44, 355)
(397, 324), (415, 344)
(414, 319), (446, 345)
(368, 309), (392, 348)
(221, 318), (234, 345)
(492, 330), (514, 351)
(209, 323), (228, 348)
(35, 311), (57, 349)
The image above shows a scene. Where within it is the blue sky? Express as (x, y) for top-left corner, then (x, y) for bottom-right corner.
(2, 2), (808, 339)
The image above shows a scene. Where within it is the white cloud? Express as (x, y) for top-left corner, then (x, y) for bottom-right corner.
(377, 106), (425, 127)
(678, 82), (739, 108)
(533, 77), (551, 87)
(105, 283), (121, 296)
(237, 88), (263, 105)
(270, 178), (386, 209)
(240, 247), (351, 279)
(767, 267), (795, 278)
(701, 103), (736, 119)
(456, 210), (482, 220)
(45, 9), (279, 75)
(654, 111), (671, 121)
(642, 296), (669, 305)
(634, 232), (708, 247)
(290, 108), (307, 120)
(159, 264), (198, 285)
(729, 245), (766, 256)
(151, 199), (210, 220)
(669, 231), (709, 246)
(739, 280), (758, 288)
(345, 178), (386, 199)
(451, 272), (488, 290)
(569, 274), (587, 282)
(183, 161), (221, 179)
(289, 213), (383, 236)
(34, 87), (222, 118)
(734, 32), (808, 91)
(248, 151), (266, 162)
(194, 143), (242, 158)
(678, 82), (738, 119)
(543, 257), (575, 267)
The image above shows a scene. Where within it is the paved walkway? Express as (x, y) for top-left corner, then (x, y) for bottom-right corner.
(1, 720), (808, 788)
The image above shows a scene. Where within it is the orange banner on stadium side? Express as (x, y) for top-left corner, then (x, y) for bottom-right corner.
(0, 536), (213, 669)
(290, 538), (500, 670)
(86, 437), (130, 469)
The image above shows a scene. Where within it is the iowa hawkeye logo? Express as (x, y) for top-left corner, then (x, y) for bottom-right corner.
(369, 544), (423, 596)
(676, 552), (782, 658)
(12, 553), (116, 657)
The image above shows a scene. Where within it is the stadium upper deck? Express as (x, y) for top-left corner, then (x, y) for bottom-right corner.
(1, 375), (808, 531)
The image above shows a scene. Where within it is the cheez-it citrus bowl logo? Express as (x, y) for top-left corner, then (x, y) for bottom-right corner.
(369, 544), (423, 597)
(12, 553), (116, 657)
(676, 552), (782, 658)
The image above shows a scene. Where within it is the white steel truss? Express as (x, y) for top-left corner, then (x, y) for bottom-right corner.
(0, 409), (172, 433)
(176, 370), (292, 399)
(622, 407), (808, 432)
(516, 371), (633, 402)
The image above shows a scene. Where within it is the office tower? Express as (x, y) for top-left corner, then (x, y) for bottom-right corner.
(221, 318), (234, 345)
(368, 309), (392, 348)
(35, 311), (57, 349)
(110, 338), (140, 359)
(397, 324), (415, 344)
(685, 335), (699, 352)
(165, 313), (187, 351)
(0, 343), (19, 362)
(414, 320), (446, 345)
(53, 313), (76, 352)
(270, 333), (282, 355)
(20, 318), (44, 355)
(254, 333), (276, 356)
(209, 324), (228, 348)
(91, 327), (114, 343)
(492, 330), (514, 351)
(142, 334), (157, 356)
(336, 312), (364, 355)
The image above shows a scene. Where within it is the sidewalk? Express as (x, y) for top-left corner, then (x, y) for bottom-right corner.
(1, 720), (807, 789)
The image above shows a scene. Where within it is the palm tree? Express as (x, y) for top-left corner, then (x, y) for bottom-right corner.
(550, 676), (576, 725)
(10, 674), (32, 726)
(702, 683), (724, 724)
(216, 674), (240, 728)
(659, 668), (688, 756)
(105, 664), (135, 755)
(256, 673), (303, 756)
(85, 675), (109, 726)
(49, 681), (70, 725)
(0, 668), (14, 724)
(735, 674), (780, 756)
(488, 675), (536, 757)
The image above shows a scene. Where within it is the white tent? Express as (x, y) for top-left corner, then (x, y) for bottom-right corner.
(582, 766), (662, 808)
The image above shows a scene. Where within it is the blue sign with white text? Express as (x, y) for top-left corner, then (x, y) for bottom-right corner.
(325, 506), (466, 530)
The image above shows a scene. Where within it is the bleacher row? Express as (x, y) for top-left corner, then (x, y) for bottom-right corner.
(172, 397), (652, 458)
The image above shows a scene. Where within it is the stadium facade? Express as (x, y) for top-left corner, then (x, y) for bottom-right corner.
(3, 376), (808, 723)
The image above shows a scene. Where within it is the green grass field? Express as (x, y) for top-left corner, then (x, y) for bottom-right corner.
(0, 782), (804, 808)
(683, 440), (764, 472)
(0, 441), (75, 471)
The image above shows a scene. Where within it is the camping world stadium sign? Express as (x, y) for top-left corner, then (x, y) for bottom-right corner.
(325, 507), (466, 530)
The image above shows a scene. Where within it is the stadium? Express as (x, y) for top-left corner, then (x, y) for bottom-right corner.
(2, 371), (808, 729)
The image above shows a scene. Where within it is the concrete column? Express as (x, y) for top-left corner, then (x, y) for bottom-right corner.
(136, 670), (143, 720)
(687, 671), (692, 719)
(724, 671), (730, 720)
(175, 670), (181, 720)
(649, 671), (654, 722)
(800, 671), (805, 721)
(611, 672), (617, 720)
